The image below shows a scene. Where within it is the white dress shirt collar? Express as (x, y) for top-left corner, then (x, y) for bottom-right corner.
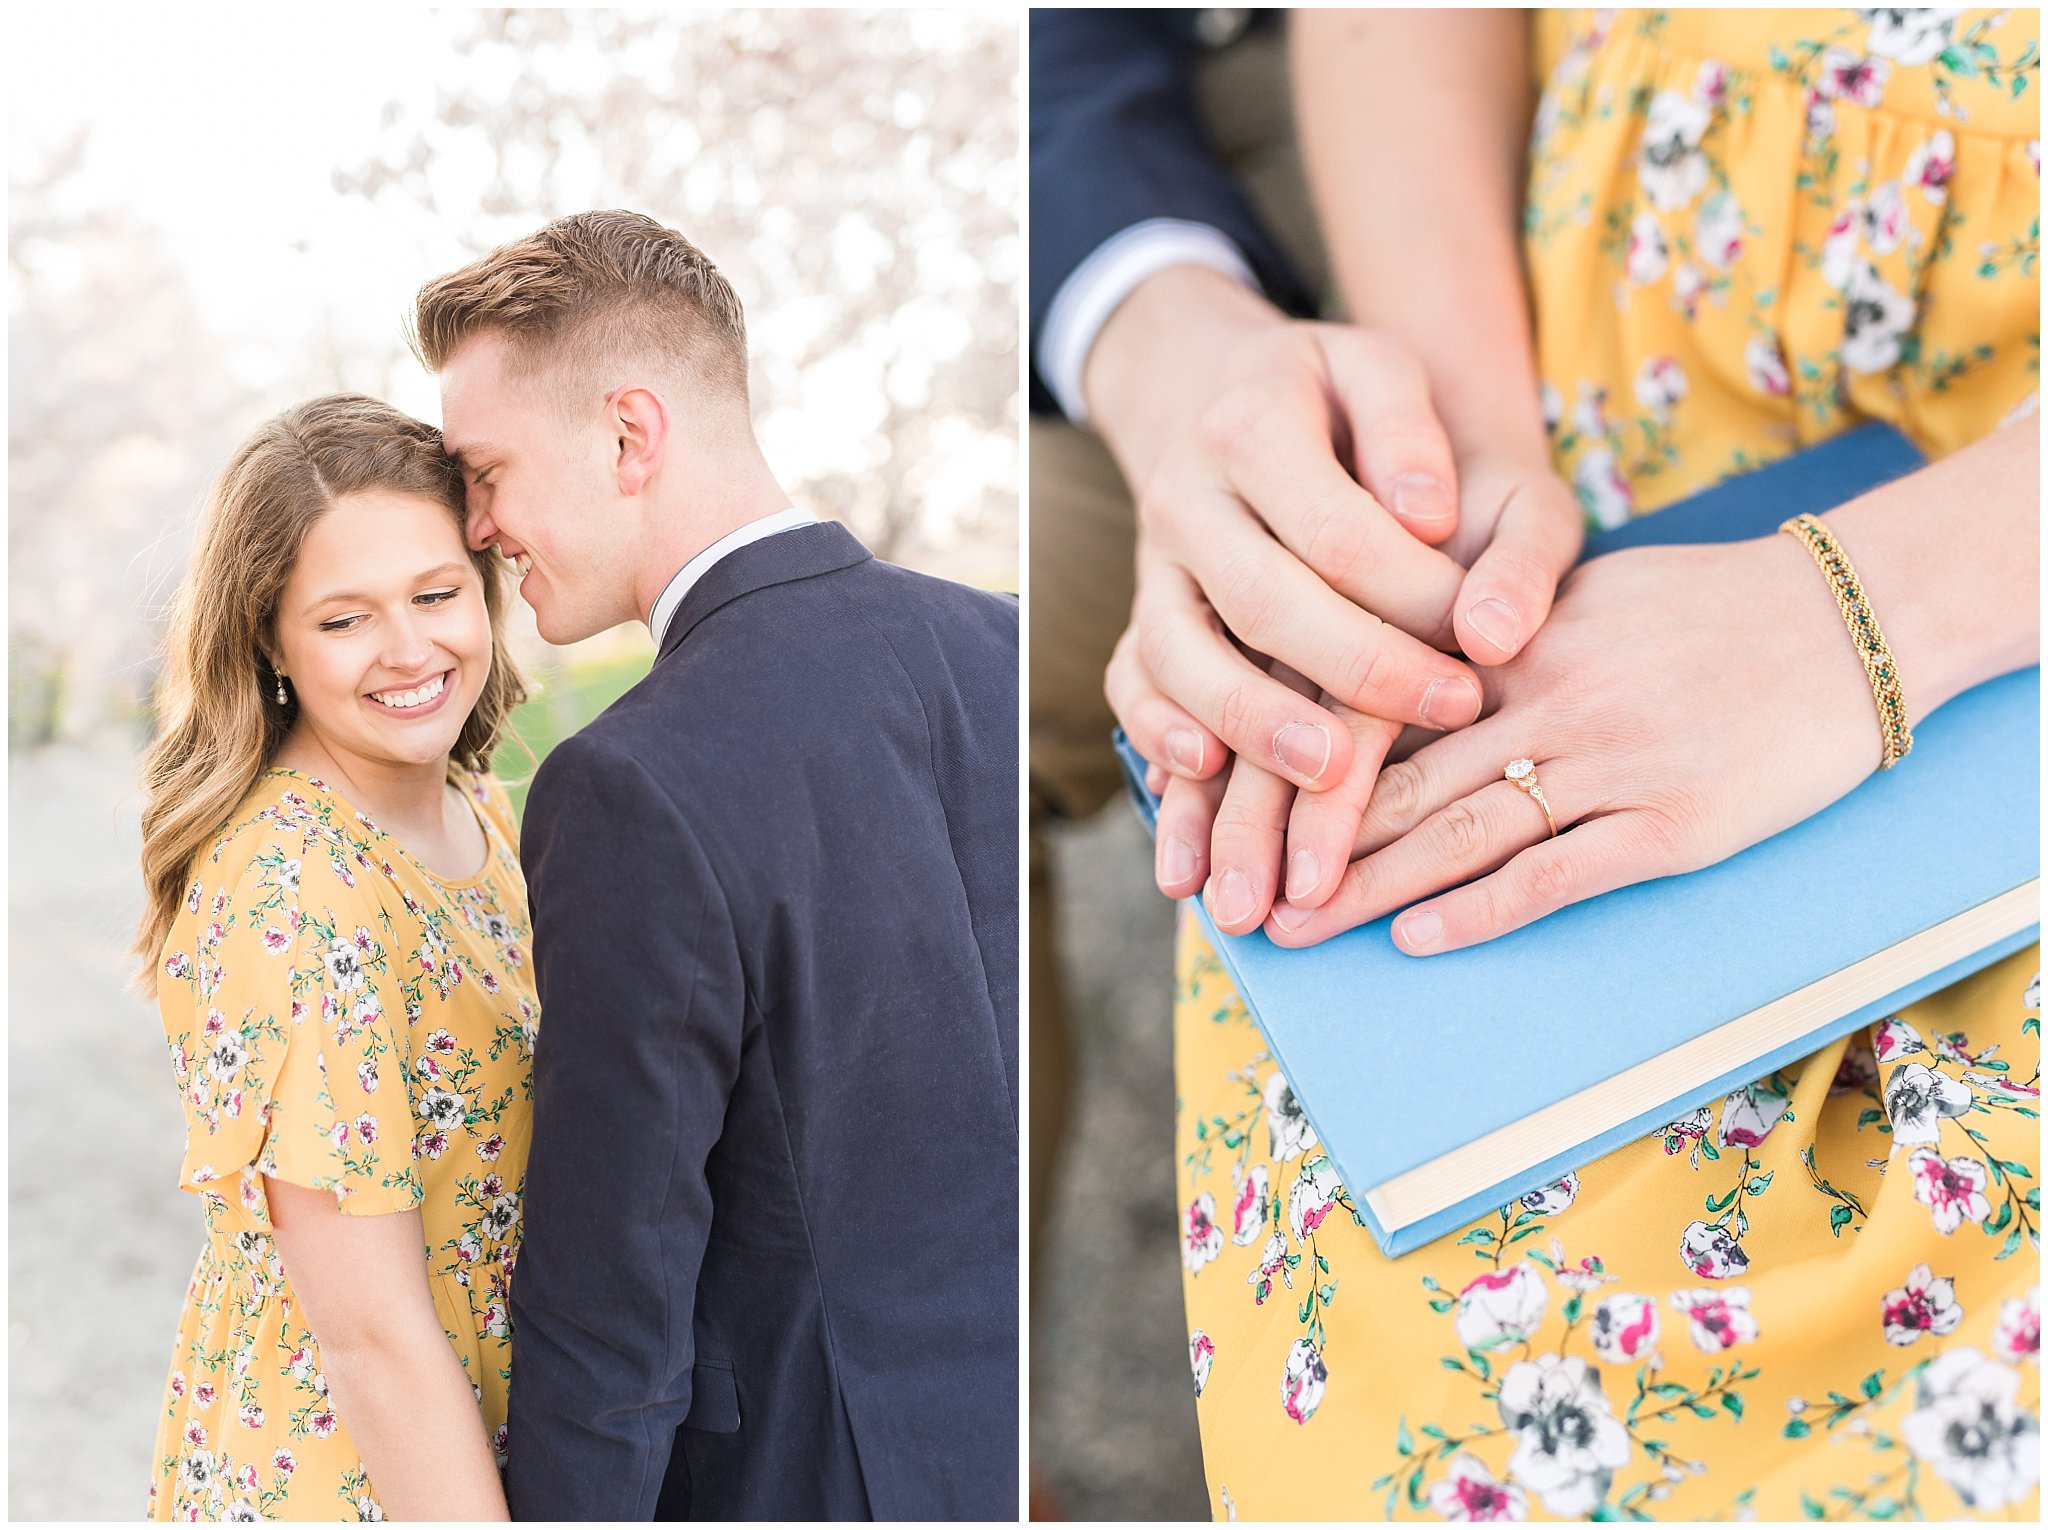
(648, 508), (819, 649)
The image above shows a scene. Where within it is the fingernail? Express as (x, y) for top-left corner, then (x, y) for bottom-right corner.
(1272, 722), (1332, 783)
(1419, 676), (1482, 729)
(1269, 899), (1312, 934)
(1398, 909), (1443, 952)
(1164, 727), (1205, 775)
(1466, 597), (1520, 655)
(1393, 474), (1454, 527)
(1211, 869), (1253, 926)
(1286, 847), (1321, 902)
(1160, 835), (1197, 887)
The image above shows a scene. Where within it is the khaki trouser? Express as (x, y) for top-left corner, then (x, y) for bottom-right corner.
(1028, 23), (1329, 1254)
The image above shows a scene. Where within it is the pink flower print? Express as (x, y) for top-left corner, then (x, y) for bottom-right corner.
(1693, 58), (1728, 109)
(1229, 1164), (1269, 1245)
(1519, 1172), (1580, 1218)
(414, 1130), (451, 1161)
(353, 1113), (378, 1146)
(1573, 447), (1634, 530)
(1883, 1263), (1964, 1345)
(1190, 1329), (1215, 1397)
(1657, 1105), (1712, 1157)
(1873, 1015), (1926, 1062)
(427, 1028), (458, 1055)
(1804, 88), (1837, 148)
(260, 927), (291, 956)
(1679, 1219), (1750, 1279)
(1456, 1262), (1549, 1352)
(237, 1463), (259, 1493)
(1428, 1451), (1529, 1523)
(328, 1120), (351, 1151)
(1905, 130), (1957, 204)
(271, 1449), (296, 1475)
(1591, 1292), (1660, 1364)
(1815, 47), (1890, 108)
(237, 1403), (265, 1429)
(2029, 141), (2041, 177)
(1672, 1287), (1760, 1351)
(1280, 1338), (1327, 1424)
(1183, 1191), (1223, 1274)
(194, 1382), (216, 1407)
(163, 951), (193, 981)
(1634, 356), (1689, 420)
(1556, 1254), (1614, 1294)
(1288, 1155), (1345, 1242)
(478, 1133), (506, 1161)
(358, 1059), (379, 1095)
(186, 881), (203, 914)
(482, 1173), (505, 1197)
(1246, 1231), (1292, 1306)
(1909, 1148), (1992, 1234)
(169, 1370), (187, 1398)
(1992, 1286), (2039, 1366)
(1625, 212), (1669, 286)
(310, 1409), (338, 1438)
(1717, 1082), (1790, 1148)
(1929, 1029), (1983, 1066)
(1693, 191), (1745, 271)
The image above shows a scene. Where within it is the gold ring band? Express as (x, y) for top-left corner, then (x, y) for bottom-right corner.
(1504, 757), (1557, 838)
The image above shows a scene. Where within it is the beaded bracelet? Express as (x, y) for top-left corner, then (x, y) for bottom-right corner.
(1779, 513), (1912, 769)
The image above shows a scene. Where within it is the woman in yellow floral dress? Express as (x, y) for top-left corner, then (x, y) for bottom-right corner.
(1168, 10), (2039, 1521)
(136, 395), (534, 1520)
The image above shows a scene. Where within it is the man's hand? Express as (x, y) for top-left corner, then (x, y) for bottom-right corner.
(1087, 267), (1487, 802)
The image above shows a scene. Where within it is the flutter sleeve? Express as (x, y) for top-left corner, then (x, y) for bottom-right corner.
(162, 803), (423, 1226)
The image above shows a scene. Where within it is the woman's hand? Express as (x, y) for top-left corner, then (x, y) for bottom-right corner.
(1259, 532), (1888, 951)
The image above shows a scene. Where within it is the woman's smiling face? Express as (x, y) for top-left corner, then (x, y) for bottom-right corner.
(272, 489), (492, 776)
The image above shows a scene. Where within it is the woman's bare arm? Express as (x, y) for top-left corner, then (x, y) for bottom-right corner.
(1292, 9), (1547, 466)
(267, 1179), (509, 1521)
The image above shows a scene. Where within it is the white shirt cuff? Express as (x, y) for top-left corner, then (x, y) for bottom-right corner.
(1037, 218), (1262, 426)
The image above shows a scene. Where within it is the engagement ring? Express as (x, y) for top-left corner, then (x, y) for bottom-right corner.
(1504, 757), (1557, 838)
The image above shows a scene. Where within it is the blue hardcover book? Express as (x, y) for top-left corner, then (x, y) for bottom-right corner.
(1116, 425), (2040, 1257)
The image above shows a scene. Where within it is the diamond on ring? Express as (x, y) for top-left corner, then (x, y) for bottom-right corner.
(1504, 757), (1557, 838)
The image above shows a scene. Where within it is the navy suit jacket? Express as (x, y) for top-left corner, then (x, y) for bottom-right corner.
(505, 522), (1018, 1521)
(1029, 7), (1311, 412)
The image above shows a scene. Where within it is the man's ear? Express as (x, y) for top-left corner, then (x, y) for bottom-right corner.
(610, 386), (669, 497)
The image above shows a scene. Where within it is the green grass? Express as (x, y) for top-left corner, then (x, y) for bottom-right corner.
(492, 652), (653, 820)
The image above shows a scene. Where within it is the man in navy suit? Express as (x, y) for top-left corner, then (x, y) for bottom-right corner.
(417, 210), (1017, 1520)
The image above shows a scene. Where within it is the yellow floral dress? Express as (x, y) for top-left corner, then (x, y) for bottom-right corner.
(1174, 10), (2039, 1521)
(148, 767), (536, 1521)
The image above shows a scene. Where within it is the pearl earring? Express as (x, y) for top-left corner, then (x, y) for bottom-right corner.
(274, 670), (288, 705)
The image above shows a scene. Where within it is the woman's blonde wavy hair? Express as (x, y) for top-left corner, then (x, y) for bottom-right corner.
(134, 394), (529, 992)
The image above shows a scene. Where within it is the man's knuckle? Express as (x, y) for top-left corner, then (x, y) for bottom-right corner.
(1372, 761), (1423, 826)
(1216, 682), (1260, 745)
(1435, 799), (1488, 860)
(1520, 851), (1577, 908)
(1300, 499), (1370, 588)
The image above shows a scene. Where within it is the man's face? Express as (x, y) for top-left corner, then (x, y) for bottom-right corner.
(438, 332), (638, 645)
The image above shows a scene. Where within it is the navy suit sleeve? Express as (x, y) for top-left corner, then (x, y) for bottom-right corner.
(504, 735), (743, 1521)
(1029, 8), (1314, 410)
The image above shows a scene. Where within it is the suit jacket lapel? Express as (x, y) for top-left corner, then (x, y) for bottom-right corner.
(656, 521), (873, 662)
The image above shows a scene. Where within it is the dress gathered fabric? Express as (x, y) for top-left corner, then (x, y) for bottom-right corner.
(1173, 10), (2040, 1521)
(149, 767), (536, 1521)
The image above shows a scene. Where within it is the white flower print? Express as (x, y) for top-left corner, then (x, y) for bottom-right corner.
(1993, 1286), (2040, 1366)
(1230, 1164), (1270, 1246)
(1860, 7), (1963, 68)
(1670, 260), (1707, 319)
(1183, 1191), (1223, 1274)
(206, 1029), (249, 1082)
(1905, 129), (1957, 204)
(1862, 180), (1910, 256)
(417, 1086), (467, 1132)
(480, 1192), (520, 1241)
(1910, 1147), (1993, 1233)
(1636, 90), (1711, 211)
(1814, 46), (1892, 108)
(323, 936), (366, 994)
(1428, 1451), (1529, 1523)
(1745, 334), (1792, 398)
(1901, 1347), (2041, 1509)
(357, 1059), (379, 1095)
(1693, 191), (1745, 271)
(2025, 971), (2040, 1010)
(1190, 1329), (1215, 1397)
(1571, 380), (1613, 442)
(1625, 212), (1669, 286)
(1497, 1354), (1632, 1517)
(1519, 1172), (1579, 1218)
(1671, 1286), (1760, 1351)
(1539, 380), (1565, 435)
(1573, 446), (1634, 529)
(1634, 356), (1688, 420)
(1884, 1062), (1974, 1144)
(1288, 1154), (1346, 1243)
(1882, 1262), (1963, 1345)
(1263, 1070), (1318, 1162)
(1455, 1261), (1550, 1352)
(1591, 1292), (1660, 1365)
(1692, 58), (1728, 111)
(1718, 1082), (1790, 1148)
(1840, 260), (1916, 374)
(271, 1448), (295, 1475)
(1280, 1337), (1327, 1425)
(1804, 89), (1837, 149)
(1679, 1219), (1749, 1279)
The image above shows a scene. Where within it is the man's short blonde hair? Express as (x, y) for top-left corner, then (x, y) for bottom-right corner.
(410, 209), (749, 406)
